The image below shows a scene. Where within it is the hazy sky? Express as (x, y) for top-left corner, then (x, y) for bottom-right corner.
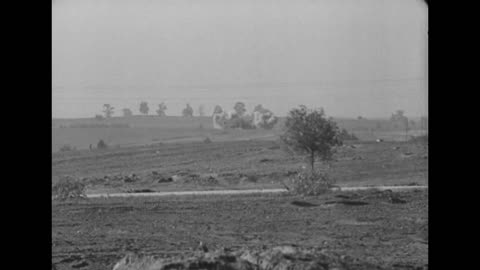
(52, 0), (428, 118)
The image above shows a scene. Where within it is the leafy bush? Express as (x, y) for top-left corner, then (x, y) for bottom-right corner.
(52, 176), (87, 201)
(285, 169), (335, 196)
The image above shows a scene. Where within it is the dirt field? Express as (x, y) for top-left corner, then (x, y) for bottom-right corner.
(52, 139), (428, 194)
(52, 189), (428, 270)
(52, 121), (428, 270)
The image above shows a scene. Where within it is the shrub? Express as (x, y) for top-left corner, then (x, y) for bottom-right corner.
(240, 174), (259, 183)
(204, 137), (212, 143)
(285, 169), (335, 196)
(184, 173), (219, 185)
(59, 144), (76, 152)
(52, 176), (87, 201)
(226, 117), (256, 129)
(110, 123), (130, 128)
(70, 123), (109, 128)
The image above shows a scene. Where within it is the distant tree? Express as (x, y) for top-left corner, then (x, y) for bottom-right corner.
(281, 106), (342, 172)
(156, 102), (167, 116)
(198, 105), (206, 116)
(97, 139), (108, 150)
(139, 102), (149, 115)
(253, 105), (278, 129)
(213, 105), (223, 115)
(94, 114), (105, 121)
(391, 110), (409, 138)
(234, 102), (247, 117)
(182, 103), (194, 117)
(254, 104), (264, 112)
(102, 104), (114, 118)
(122, 108), (133, 117)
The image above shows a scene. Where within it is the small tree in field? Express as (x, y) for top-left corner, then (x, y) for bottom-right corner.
(281, 106), (342, 195)
(281, 106), (342, 172)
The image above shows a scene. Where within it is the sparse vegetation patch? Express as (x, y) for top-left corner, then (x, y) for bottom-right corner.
(52, 176), (87, 201)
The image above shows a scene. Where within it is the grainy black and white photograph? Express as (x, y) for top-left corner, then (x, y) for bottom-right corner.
(52, 0), (428, 269)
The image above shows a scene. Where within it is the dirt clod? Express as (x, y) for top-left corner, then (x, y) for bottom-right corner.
(290, 201), (319, 207)
(72, 261), (89, 268)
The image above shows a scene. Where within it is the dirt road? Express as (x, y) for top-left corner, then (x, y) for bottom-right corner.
(86, 185), (428, 198)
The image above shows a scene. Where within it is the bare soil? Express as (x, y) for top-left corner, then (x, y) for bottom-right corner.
(52, 189), (428, 270)
(52, 140), (428, 194)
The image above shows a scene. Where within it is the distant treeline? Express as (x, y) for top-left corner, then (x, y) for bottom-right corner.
(61, 123), (131, 128)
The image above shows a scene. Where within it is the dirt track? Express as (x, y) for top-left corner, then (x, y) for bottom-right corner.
(86, 185), (428, 198)
(52, 189), (428, 270)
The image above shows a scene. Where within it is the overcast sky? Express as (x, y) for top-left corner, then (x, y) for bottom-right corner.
(52, 0), (428, 118)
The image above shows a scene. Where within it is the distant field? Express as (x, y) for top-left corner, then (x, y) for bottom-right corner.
(52, 116), (426, 152)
